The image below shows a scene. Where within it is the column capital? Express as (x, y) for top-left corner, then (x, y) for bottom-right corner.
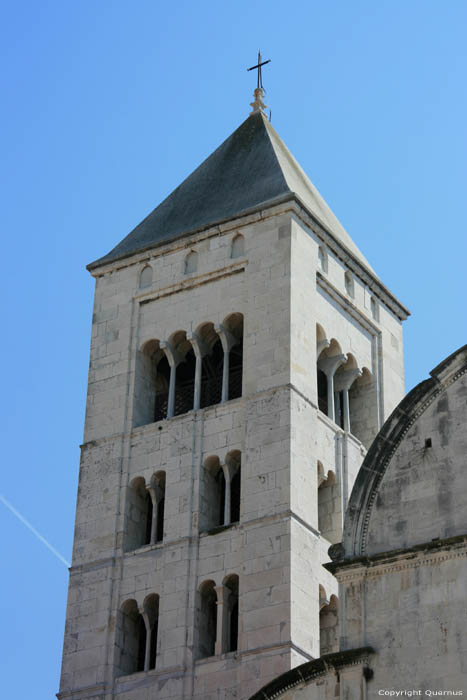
(318, 353), (347, 379)
(334, 367), (362, 393)
(215, 324), (237, 353)
(160, 341), (185, 368)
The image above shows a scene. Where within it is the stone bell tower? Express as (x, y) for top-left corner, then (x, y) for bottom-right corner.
(58, 87), (409, 700)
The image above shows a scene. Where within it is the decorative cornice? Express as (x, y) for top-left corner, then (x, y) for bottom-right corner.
(327, 535), (467, 582)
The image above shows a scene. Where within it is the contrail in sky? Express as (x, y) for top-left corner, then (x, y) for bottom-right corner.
(0, 493), (70, 568)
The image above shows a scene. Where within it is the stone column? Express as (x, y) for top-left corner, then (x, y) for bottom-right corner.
(334, 368), (362, 433)
(160, 341), (184, 419)
(318, 354), (347, 422)
(147, 486), (159, 545)
(188, 333), (209, 410)
(140, 608), (151, 672)
(215, 324), (237, 404)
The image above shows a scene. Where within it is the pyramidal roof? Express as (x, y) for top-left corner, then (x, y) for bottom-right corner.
(89, 111), (375, 274)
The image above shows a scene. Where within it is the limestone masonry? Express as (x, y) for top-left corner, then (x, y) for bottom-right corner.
(59, 105), (456, 700)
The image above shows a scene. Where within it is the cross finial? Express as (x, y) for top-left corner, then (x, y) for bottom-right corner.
(247, 50), (271, 115)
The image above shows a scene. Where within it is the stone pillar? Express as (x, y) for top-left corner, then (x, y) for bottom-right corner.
(160, 341), (184, 419)
(222, 464), (231, 525)
(147, 486), (159, 545)
(189, 333), (209, 411)
(334, 368), (362, 434)
(216, 324), (237, 404)
(141, 608), (151, 672)
(318, 354), (347, 422)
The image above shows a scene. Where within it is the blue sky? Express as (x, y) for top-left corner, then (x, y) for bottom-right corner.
(1, 1), (466, 696)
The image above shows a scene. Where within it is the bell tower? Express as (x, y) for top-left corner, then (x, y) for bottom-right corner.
(58, 94), (409, 700)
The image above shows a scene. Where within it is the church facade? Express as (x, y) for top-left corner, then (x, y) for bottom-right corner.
(58, 98), (411, 700)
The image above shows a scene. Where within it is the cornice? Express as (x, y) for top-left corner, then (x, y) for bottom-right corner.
(247, 647), (374, 700)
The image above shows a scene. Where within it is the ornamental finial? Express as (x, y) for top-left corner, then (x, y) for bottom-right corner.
(247, 50), (271, 115)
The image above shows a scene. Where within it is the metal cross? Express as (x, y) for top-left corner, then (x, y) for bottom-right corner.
(247, 50), (271, 90)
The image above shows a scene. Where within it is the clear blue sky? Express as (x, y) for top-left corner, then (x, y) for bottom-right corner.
(1, 1), (466, 696)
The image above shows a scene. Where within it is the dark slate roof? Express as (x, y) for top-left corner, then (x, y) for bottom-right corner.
(88, 111), (374, 272)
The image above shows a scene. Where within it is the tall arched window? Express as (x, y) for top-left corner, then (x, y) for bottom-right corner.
(197, 581), (218, 659)
(319, 593), (339, 655)
(143, 594), (159, 671)
(154, 354), (170, 422)
(125, 478), (153, 552)
(118, 600), (146, 676)
(224, 574), (239, 653)
(223, 313), (243, 401)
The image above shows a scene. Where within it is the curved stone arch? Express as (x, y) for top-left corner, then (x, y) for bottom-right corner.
(340, 345), (467, 560)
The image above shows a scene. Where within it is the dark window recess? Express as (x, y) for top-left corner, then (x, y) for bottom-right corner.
(174, 349), (196, 416)
(230, 469), (241, 523)
(217, 469), (226, 527)
(156, 497), (165, 543)
(228, 342), (243, 400)
(425, 438), (432, 448)
(317, 370), (328, 414)
(229, 600), (239, 652)
(136, 616), (147, 673)
(154, 355), (171, 422)
(144, 492), (153, 546)
(149, 621), (158, 670)
(201, 340), (224, 408)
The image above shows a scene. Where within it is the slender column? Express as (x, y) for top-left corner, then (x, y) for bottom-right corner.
(160, 341), (184, 419)
(147, 486), (159, 545)
(216, 324), (237, 404)
(141, 610), (151, 672)
(222, 465), (231, 525)
(222, 351), (230, 403)
(214, 586), (225, 655)
(334, 367), (362, 434)
(318, 354), (347, 422)
(343, 388), (350, 432)
(188, 333), (209, 411)
(167, 365), (176, 418)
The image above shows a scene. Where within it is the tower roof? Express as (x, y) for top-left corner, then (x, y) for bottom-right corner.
(88, 111), (375, 273)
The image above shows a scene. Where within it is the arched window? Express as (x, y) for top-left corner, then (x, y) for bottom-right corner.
(197, 581), (217, 659)
(154, 354), (170, 422)
(148, 472), (166, 544)
(139, 265), (153, 289)
(133, 340), (162, 428)
(125, 478), (153, 552)
(344, 270), (354, 298)
(184, 250), (198, 274)
(223, 575), (239, 653)
(348, 367), (377, 448)
(231, 234), (245, 259)
(319, 593), (339, 655)
(198, 324), (224, 409)
(317, 467), (338, 541)
(223, 313), (243, 401)
(200, 454), (241, 533)
(226, 450), (241, 524)
(118, 600), (146, 676)
(318, 245), (328, 273)
(143, 594), (159, 671)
